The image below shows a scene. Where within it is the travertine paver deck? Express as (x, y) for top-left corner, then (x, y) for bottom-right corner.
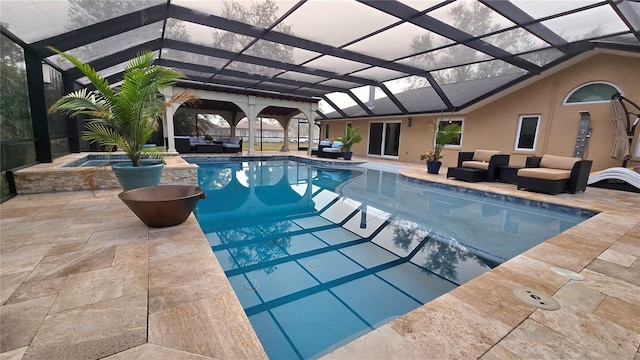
(1, 153), (639, 359)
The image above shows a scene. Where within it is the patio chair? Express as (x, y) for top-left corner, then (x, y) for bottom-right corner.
(446, 150), (510, 182)
(517, 155), (592, 194)
(175, 137), (192, 154)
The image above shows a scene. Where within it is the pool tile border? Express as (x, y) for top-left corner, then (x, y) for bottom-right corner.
(400, 174), (598, 218)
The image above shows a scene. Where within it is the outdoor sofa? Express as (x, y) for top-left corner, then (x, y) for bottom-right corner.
(311, 140), (332, 156)
(174, 136), (242, 153)
(219, 137), (242, 153)
(446, 150), (510, 182)
(517, 154), (592, 194)
(320, 141), (344, 159)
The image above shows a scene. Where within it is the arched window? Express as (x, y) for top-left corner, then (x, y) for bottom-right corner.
(563, 82), (621, 104)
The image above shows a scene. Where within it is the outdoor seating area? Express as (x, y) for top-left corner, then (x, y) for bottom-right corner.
(311, 140), (344, 159)
(446, 150), (510, 182)
(174, 136), (243, 154)
(445, 152), (594, 195)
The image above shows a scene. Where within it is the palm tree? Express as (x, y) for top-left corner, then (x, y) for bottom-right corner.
(333, 126), (363, 152)
(420, 123), (461, 162)
(49, 48), (198, 166)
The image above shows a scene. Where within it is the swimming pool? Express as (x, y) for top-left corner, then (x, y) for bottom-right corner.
(192, 159), (594, 359)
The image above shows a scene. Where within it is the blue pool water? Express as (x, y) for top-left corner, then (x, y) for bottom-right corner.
(63, 154), (130, 167)
(192, 159), (593, 359)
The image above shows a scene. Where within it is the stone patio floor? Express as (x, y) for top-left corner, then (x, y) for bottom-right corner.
(1, 152), (639, 359)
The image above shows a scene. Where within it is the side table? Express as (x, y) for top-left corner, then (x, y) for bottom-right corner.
(498, 165), (523, 184)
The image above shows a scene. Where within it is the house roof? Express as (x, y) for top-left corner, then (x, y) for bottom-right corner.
(323, 71), (528, 119)
(2, 0), (639, 119)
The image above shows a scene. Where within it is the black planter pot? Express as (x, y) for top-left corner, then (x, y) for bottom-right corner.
(343, 151), (353, 160)
(426, 161), (442, 174)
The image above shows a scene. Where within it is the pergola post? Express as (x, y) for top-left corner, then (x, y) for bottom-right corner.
(306, 102), (318, 156)
(24, 48), (52, 163)
(247, 96), (256, 155)
(162, 88), (178, 154)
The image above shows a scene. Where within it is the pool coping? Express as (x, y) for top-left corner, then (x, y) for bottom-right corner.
(1, 153), (639, 359)
(322, 168), (640, 359)
(12, 152), (198, 194)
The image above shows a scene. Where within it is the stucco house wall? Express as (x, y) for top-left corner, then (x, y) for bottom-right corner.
(319, 52), (640, 171)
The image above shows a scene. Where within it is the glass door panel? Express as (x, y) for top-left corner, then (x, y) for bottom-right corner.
(368, 122), (401, 158)
(368, 123), (383, 155)
(383, 123), (400, 156)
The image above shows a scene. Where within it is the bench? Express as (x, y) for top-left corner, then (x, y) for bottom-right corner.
(312, 140), (332, 156)
(517, 155), (593, 194)
(320, 141), (344, 159)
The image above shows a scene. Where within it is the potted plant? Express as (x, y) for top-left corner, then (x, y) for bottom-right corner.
(420, 122), (461, 174)
(49, 49), (197, 190)
(204, 134), (213, 144)
(332, 126), (362, 160)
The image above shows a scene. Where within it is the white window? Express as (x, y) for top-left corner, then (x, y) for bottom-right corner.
(515, 115), (540, 151)
(563, 82), (621, 105)
(436, 118), (464, 148)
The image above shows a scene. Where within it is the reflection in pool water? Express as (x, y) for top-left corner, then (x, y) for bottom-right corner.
(192, 160), (592, 359)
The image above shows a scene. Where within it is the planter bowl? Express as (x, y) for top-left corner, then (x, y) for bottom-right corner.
(118, 185), (206, 228)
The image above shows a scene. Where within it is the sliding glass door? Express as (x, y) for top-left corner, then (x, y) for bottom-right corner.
(368, 121), (401, 157)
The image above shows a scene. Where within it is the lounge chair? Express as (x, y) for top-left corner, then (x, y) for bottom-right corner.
(587, 167), (640, 193)
(446, 150), (510, 182)
(517, 155), (592, 194)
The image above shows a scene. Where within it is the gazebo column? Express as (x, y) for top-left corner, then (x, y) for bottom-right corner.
(276, 115), (295, 152)
(305, 103), (318, 155)
(165, 105), (178, 154)
(247, 96), (257, 155)
(230, 110), (242, 138)
(162, 89), (178, 153)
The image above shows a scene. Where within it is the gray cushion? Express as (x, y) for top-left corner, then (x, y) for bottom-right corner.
(323, 147), (342, 153)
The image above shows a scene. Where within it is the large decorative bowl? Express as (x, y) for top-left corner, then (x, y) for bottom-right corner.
(118, 185), (206, 228)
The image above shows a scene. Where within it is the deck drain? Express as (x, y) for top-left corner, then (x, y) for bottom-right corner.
(307, 259), (323, 270)
(513, 287), (561, 310)
(550, 267), (584, 281)
(242, 279), (260, 292)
